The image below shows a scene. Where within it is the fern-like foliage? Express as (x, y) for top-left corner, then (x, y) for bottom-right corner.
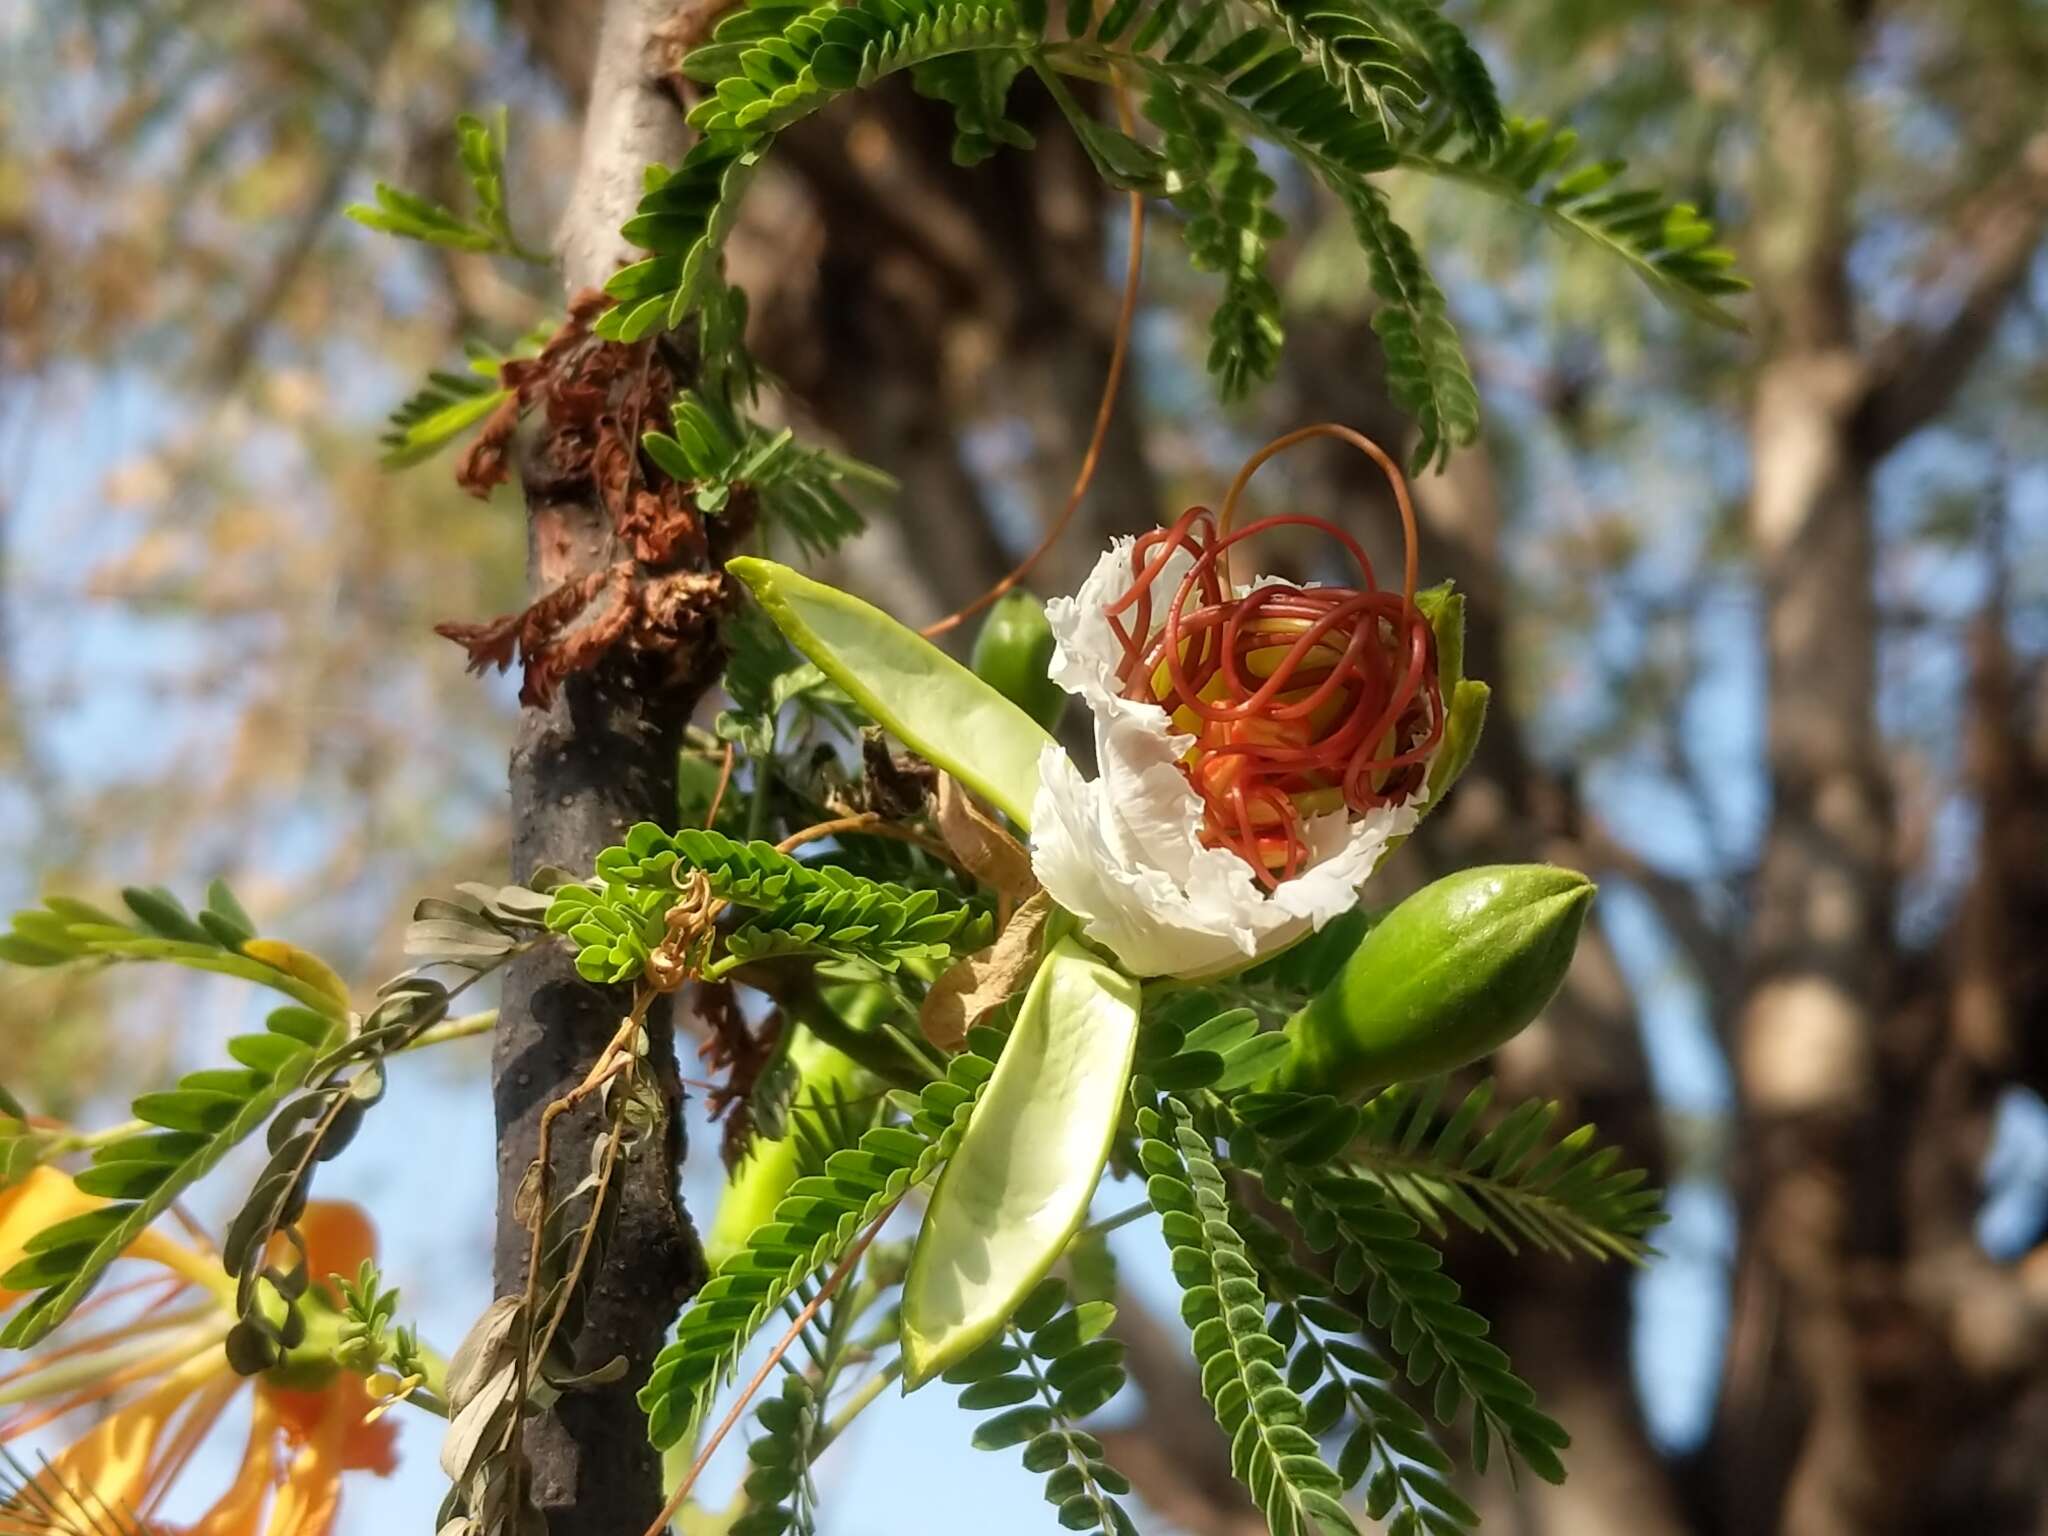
(345, 109), (546, 262)
(0, 1001), (345, 1348)
(1137, 1001), (1292, 1094)
(640, 1047), (996, 1449)
(376, 321), (553, 469)
(1, 884), (351, 1018)
(735, 1375), (824, 1536)
(1145, 84), (1285, 400)
(1139, 1092), (1359, 1536)
(546, 823), (992, 985)
(379, 365), (507, 469)
(944, 1278), (1138, 1536)
(712, 606), (860, 758)
(1405, 115), (1748, 327)
(642, 389), (888, 554)
(1357, 0), (1503, 146)
(601, 142), (766, 341)
(588, 0), (1742, 456)
(1259, 0), (1424, 130)
(912, 53), (1036, 164)
(219, 975), (466, 1372)
(1233, 1201), (1478, 1536)
(0, 882), (363, 1348)
(1239, 1078), (1666, 1262)
(1342, 184), (1478, 471)
(1239, 1103), (1571, 1483)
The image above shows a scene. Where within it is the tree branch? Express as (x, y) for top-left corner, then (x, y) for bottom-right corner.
(1856, 134), (2048, 456)
(489, 5), (717, 1533)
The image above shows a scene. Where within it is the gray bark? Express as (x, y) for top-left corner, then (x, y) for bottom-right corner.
(490, 5), (709, 1531)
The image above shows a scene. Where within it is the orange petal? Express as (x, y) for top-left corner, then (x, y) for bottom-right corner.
(22, 1350), (229, 1529)
(259, 1387), (357, 1536)
(187, 1391), (284, 1536)
(265, 1372), (397, 1479)
(1, 1166), (226, 1308)
(293, 1203), (377, 1287)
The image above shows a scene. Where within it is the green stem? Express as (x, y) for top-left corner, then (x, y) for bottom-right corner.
(1082, 1200), (1151, 1240)
(400, 1384), (452, 1418)
(400, 1009), (498, 1051)
(71, 1118), (148, 1151)
(746, 737), (775, 842)
(812, 1358), (902, 1454)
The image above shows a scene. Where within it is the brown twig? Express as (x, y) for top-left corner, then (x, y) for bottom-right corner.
(637, 1201), (899, 1536)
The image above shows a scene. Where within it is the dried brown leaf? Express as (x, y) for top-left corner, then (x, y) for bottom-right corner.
(920, 890), (1054, 1051)
(935, 772), (1037, 917)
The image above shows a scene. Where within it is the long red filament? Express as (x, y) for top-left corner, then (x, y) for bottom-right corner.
(1104, 428), (1443, 888)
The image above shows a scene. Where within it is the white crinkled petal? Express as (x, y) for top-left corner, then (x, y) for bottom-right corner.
(1031, 540), (1432, 978)
(1043, 536), (1194, 712)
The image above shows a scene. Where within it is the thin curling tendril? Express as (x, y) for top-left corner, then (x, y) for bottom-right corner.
(1105, 425), (1443, 888)
(920, 74), (1144, 641)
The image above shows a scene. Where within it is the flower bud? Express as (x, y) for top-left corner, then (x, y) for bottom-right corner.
(971, 591), (1067, 735)
(1269, 864), (1593, 1100)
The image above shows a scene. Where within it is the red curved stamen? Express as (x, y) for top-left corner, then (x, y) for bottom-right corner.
(1107, 507), (1444, 889)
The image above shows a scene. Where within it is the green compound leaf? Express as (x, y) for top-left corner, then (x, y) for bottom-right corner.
(1144, 84), (1286, 400)
(640, 1048), (998, 1450)
(644, 388), (885, 554)
(1140, 1093), (1359, 1536)
(1404, 115), (1749, 331)
(1242, 1105), (1572, 1482)
(346, 108), (544, 263)
(1352, 1078), (1665, 1262)
(609, 0), (1741, 454)
(902, 938), (1141, 1385)
(0, 1003), (346, 1347)
(1231, 1197), (1475, 1534)
(1343, 184), (1478, 474)
(728, 558), (1056, 825)
(912, 52), (1036, 164)
(545, 822), (992, 985)
(1, 887), (352, 1018)
(733, 1374), (823, 1536)
(1234, 1078), (1663, 1263)
(946, 1279), (1139, 1535)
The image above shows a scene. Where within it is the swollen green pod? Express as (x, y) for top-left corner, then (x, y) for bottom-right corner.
(900, 936), (1139, 1387)
(1269, 865), (1593, 1101)
(970, 591), (1067, 735)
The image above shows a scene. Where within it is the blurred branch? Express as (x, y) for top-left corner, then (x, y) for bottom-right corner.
(1576, 816), (1737, 1016)
(1857, 133), (2048, 455)
(204, 89), (379, 387)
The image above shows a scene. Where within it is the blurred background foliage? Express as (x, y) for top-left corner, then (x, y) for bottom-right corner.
(3, 0), (2046, 1532)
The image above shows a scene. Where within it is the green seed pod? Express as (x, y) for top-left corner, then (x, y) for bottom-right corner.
(1270, 865), (1594, 1100)
(970, 591), (1067, 735)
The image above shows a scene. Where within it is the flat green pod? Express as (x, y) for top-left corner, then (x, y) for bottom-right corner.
(900, 936), (1140, 1386)
(727, 557), (1055, 826)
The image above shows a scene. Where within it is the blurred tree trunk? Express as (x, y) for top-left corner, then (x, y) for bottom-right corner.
(1710, 8), (2048, 1535)
(490, 5), (709, 1532)
(1713, 9), (1900, 1533)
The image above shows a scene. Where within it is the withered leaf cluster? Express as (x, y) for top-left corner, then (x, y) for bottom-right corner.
(437, 292), (754, 708)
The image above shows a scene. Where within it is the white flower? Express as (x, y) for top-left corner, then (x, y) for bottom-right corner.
(1028, 539), (1428, 979)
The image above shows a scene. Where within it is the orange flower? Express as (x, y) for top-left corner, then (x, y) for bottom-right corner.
(1, 1173), (399, 1536)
